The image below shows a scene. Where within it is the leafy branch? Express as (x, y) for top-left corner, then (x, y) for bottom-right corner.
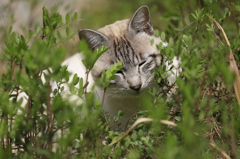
(207, 15), (240, 105)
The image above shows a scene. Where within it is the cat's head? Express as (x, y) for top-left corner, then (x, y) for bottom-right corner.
(79, 5), (166, 96)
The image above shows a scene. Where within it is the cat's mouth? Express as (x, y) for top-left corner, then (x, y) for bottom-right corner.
(115, 86), (149, 96)
(103, 86), (141, 96)
(104, 81), (158, 97)
(127, 89), (142, 96)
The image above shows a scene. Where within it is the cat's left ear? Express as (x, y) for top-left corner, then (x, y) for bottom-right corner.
(128, 5), (154, 35)
(78, 29), (109, 50)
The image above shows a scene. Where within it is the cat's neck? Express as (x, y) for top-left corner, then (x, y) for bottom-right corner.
(94, 83), (157, 131)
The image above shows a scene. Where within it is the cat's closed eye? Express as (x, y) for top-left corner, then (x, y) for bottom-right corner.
(116, 70), (124, 75)
(138, 61), (147, 67)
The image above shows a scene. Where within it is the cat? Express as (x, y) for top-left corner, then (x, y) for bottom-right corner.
(62, 5), (180, 131)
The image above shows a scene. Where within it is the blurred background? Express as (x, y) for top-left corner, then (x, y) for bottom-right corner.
(0, 0), (201, 52)
(0, 0), (239, 73)
(1, 0), (237, 51)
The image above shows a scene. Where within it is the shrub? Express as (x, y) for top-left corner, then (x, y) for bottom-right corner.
(0, 0), (240, 158)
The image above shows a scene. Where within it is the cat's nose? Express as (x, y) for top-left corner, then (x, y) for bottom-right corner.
(130, 84), (141, 91)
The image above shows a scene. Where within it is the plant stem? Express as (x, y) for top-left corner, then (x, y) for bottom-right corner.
(84, 70), (90, 99)
(229, 0), (240, 36)
(46, 82), (53, 150)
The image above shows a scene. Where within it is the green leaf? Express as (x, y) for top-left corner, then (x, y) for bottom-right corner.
(45, 26), (50, 34)
(66, 27), (70, 36)
(233, 4), (240, 12)
(117, 110), (124, 117)
(132, 132), (137, 141)
(191, 13), (197, 20)
(100, 61), (122, 88)
(57, 31), (63, 40)
(26, 30), (33, 42)
(169, 37), (174, 46)
(80, 40), (108, 70)
(36, 26), (41, 33)
(7, 26), (12, 34)
(150, 39), (154, 45)
(72, 73), (79, 86)
(157, 42), (163, 50)
(73, 12), (78, 20)
(154, 29), (160, 37)
(160, 32), (166, 41)
(0, 119), (7, 137)
(65, 13), (70, 23)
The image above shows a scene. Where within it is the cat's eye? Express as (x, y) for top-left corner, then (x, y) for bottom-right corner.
(116, 70), (124, 75)
(138, 61), (146, 67)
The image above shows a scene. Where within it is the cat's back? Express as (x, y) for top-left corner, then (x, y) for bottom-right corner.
(62, 54), (86, 79)
(64, 53), (94, 86)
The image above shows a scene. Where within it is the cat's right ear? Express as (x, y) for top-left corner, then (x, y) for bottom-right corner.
(128, 5), (154, 36)
(78, 29), (108, 50)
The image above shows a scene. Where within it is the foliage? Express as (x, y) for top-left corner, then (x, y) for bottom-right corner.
(0, 0), (240, 158)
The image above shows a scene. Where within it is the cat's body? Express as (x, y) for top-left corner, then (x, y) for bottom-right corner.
(62, 6), (180, 131)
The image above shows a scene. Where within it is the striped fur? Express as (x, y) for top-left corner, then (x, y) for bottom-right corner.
(79, 6), (166, 95)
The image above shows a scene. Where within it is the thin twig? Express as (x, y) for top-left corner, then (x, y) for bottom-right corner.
(109, 118), (177, 146)
(124, 112), (140, 131)
(192, 22), (200, 45)
(210, 141), (231, 159)
(46, 82), (53, 150)
(101, 89), (109, 123)
(102, 89), (106, 106)
(198, 0), (203, 9)
(84, 70), (90, 99)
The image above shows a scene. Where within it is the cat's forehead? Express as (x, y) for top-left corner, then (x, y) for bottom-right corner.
(99, 21), (163, 60)
(97, 19), (129, 39)
(132, 32), (163, 58)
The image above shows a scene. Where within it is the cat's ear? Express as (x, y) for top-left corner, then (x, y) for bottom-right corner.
(78, 29), (108, 50)
(128, 5), (154, 35)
